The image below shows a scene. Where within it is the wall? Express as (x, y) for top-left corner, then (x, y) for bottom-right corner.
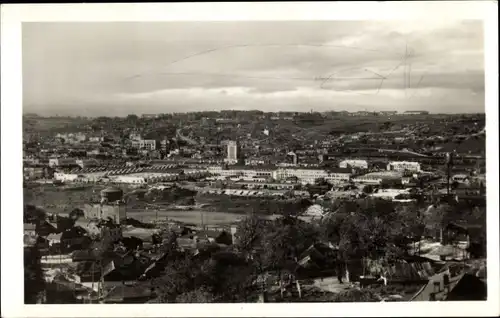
(83, 204), (127, 224)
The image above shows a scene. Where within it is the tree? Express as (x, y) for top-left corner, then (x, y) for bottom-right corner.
(362, 185), (374, 194)
(69, 208), (84, 220)
(332, 288), (381, 302)
(24, 205), (46, 224)
(202, 255), (256, 302)
(175, 287), (215, 303)
(24, 246), (46, 304)
(152, 256), (207, 302)
(234, 214), (267, 255)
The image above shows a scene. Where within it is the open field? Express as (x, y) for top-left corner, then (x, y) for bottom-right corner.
(126, 209), (247, 225)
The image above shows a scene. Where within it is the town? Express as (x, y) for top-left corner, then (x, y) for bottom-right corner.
(23, 110), (487, 303)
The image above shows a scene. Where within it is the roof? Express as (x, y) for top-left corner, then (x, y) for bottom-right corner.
(47, 233), (62, 241)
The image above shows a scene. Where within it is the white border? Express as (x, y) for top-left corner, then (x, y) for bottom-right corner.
(1, 2), (498, 317)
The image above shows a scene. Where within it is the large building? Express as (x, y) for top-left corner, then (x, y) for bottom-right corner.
(207, 166), (351, 185)
(207, 166), (275, 180)
(275, 167), (351, 185)
(225, 141), (241, 165)
(387, 161), (421, 172)
(339, 159), (368, 169)
(352, 171), (403, 185)
(131, 139), (157, 151)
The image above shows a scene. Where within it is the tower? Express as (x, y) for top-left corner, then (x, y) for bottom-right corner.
(226, 141), (241, 165)
(87, 187), (127, 224)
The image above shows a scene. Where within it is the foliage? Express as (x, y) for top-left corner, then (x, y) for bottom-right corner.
(332, 288), (381, 302)
(24, 205), (46, 224)
(24, 246), (46, 304)
(69, 208), (85, 220)
(151, 256), (207, 302)
(321, 199), (412, 261)
(175, 287), (215, 303)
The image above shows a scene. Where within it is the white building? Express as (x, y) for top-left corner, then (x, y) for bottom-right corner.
(53, 172), (81, 182)
(275, 168), (351, 185)
(452, 174), (470, 184)
(131, 139), (157, 151)
(387, 161), (421, 172)
(207, 166), (275, 180)
(225, 141), (239, 165)
(111, 175), (147, 184)
(339, 159), (368, 169)
(370, 188), (411, 200)
(352, 171), (403, 185)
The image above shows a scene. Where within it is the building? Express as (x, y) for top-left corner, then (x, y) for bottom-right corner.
(55, 132), (87, 144)
(287, 152), (299, 165)
(101, 226), (123, 242)
(24, 164), (53, 180)
(54, 172), (83, 182)
(370, 188), (411, 201)
(451, 174), (470, 184)
(160, 139), (169, 152)
(88, 136), (104, 143)
(131, 139), (157, 151)
(76, 159), (100, 169)
(24, 223), (37, 246)
(207, 166), (275, 180)
(275, 167), (351, 185)
(387, 161), (421, 172)
(83, 187), (127, 224)
(225, 141), (241, 165)
(339, 159), (368, 169)
(378, 111), (398, 116)
(352, 171), (403, 185)
(129, 132), (142, 141)
(48, 158), (77, 168)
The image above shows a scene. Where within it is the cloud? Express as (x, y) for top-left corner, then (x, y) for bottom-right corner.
(23, 20), (484, 115)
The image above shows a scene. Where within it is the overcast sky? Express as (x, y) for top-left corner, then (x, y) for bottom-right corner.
(23, 21), (484, 116)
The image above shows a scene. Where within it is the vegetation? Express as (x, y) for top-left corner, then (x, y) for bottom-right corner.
(24, 246), (46, 304)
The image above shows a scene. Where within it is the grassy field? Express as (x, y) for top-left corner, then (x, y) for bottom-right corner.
(24, 184), (104, 214)
(23, 184), (257, 225)
(126, 209), (245, 225)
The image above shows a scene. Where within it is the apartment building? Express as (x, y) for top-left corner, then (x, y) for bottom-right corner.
(387, 161), (421, 172)
(339, 159), (369, 169)
(131, 139), (157, 151)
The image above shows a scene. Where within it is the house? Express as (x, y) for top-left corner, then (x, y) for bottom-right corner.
(339, 159), (368, 169)
(24, 223), (37, 246)
(46, 233), (62, 246)
(387, 161), (421, 172)
(131, 139), (157, 151)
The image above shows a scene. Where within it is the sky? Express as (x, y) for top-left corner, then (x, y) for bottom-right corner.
(22, 21), (485, 116)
